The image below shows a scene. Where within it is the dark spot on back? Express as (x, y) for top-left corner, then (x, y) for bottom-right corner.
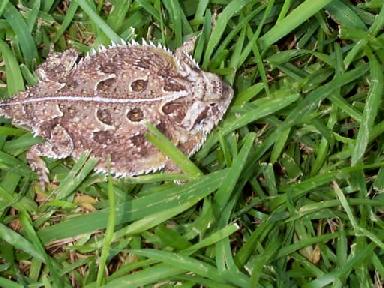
(161, 102), (179, 114)
(97, 78), (116, 92)
(96, 108), (113, 125)
(127, 108), (144, 122)
(93, 130), (114, 145)
(161, 101), (186, 123)
(131, 79), (148, 92)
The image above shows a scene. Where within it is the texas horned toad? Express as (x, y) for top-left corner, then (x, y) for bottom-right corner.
(0, 38), (233, 187)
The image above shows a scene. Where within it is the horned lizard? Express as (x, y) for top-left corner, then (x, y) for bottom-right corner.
(0, 37), (234, 187)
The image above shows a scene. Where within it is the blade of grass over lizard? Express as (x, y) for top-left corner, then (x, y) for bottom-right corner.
(146, 123), (202, 177)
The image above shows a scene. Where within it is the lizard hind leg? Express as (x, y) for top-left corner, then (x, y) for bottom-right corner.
(26, 145), (50, 190)
(27, 125), (74, 190)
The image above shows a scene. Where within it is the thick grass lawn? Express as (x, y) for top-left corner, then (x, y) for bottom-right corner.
(1, 0), (384, 287)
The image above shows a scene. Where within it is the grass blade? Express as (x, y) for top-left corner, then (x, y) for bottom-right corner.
(131, 249), (251, 288)
(351, 51), (383, 165)
(0, 40), (24, 96)
(76, 0), (121, 43)
(259, 0), (334, 49)
(0, 222), (45, 262)
(203, 0), (250, 68)
(3, 3), (38, 68)
(96, 176), (116, 286)
(38, 170), (226, 243)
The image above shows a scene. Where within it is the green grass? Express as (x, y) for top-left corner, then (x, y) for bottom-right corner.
(1, 0), (384, 287)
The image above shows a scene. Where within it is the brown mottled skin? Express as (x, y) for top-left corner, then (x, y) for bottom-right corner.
(0, 38), (234, 187)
